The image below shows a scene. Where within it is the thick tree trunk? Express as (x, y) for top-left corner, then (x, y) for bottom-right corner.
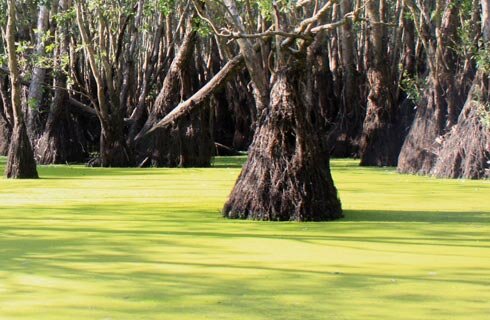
(431, 75), (490, 179)
(330, 0), (363, 157)
(431, 0), (490, 179)
(97, 118), (131, 167)
(398, 2), (463, 174)
(36, 88), (88, 164)
(223, 69), (342, 221)
(4, 0), (38, 178)
(36, 0), (88, 164)
(6, 124), (38, 178)
(136, 24), (213, 167)
(359, 0), (401, 166)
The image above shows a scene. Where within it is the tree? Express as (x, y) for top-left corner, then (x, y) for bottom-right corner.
(189, 0), (345, 221)
(74, 0), (133, 167)
(398, 0), (469, 174)
(4, 0), (38, 179)
(36, 0), (89, 164)
(431, 0), (490, 179)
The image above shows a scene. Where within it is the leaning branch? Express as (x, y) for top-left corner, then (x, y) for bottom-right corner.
(136, 53), (244, 139)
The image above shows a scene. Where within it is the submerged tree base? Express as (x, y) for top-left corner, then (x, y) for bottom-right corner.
(223, 70), (342, 221)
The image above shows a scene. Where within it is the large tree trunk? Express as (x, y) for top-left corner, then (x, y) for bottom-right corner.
(359, 0), (401, 166)
(398, 1), (463, 174)
(430, 75), (490, 179)
(223, 69), (342, 221)
(431, 0), (490, 179)
(36, 82), (88, 164)
(330, 0), (363, 157)
(36, 0), (88, 164)
(4, 0), (38, 179)
(136, 23), (213, 167)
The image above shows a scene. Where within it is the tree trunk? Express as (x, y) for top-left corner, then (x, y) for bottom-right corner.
(4, 0), (38, 179)
(398, 1), (463, 174)
(359, 0), (401, 166)
(136, 22), (214, 167)
(75, 1), (132, 167)
(0, 117), (10, 156)
(223, 69), (342, 221)
(36, 0), (88, 164)
(430, 75), (490, 179)
(26, 4), (50, 140)
(0, 76), (12, 155)
(330, 0), (363, 157)
(431, 0), (490, 179)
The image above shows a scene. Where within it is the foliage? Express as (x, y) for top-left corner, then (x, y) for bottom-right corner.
(399, 70), (426, 104)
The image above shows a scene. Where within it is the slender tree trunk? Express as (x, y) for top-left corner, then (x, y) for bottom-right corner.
(26, 4), (50, 140)
(0, 76), (12, 155)
(4, 0), (38, 179)
(0, 116), (10, 156)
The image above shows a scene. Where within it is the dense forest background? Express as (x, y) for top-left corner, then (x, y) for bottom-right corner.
(0, 0), (489, 220)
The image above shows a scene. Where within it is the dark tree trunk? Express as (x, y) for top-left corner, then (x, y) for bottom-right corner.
(36, 0), (88, 164)
(0, 117), (10, 156)
(398, 2), (463, 174)
(431, 75), (490, 179)
(223, 69), (342, 221)
(136, 24), (214, 167)
(359, 66), (401, 166)
(397, 84), (446, 174)
(97, 117), (132, 167)
(431, 0), (490, 179)
(225, 73), (255, 151)
(309, 31), (342, 155)
(359, 0), (402, 166)
(36, 91), (88, 164)
(330, 0), (363, 158)
(0, 77), (12, 155)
